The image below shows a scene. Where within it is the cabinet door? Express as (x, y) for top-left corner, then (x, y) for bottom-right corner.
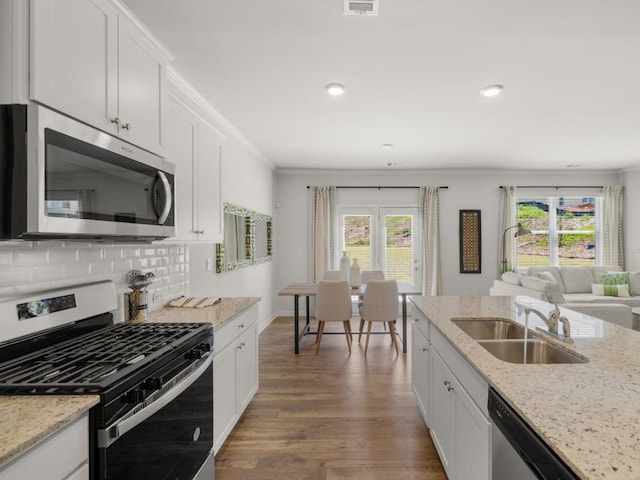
(213, 342), (238, 454)
(165, 97), (198, 241)
(429, 350), (456, 479)
(31, 0), (118, 134)
(117, 16), (165, 154)
(411, 322), (430, 425)
(195, 121), (223, 242)
(236, 323), (258, 413)
(453, 375), (492, 480)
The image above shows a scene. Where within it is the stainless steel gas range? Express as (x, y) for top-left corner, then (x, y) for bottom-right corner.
(0, 281), (214, 480)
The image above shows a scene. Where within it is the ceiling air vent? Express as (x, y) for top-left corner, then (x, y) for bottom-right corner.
(344, 0), (379, 16)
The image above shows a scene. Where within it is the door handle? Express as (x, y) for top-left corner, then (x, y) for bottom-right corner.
(154, 172), (172, 225)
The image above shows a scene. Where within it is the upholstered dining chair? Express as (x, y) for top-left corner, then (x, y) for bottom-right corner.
(315, 280), (353, 355)
(322, 270), (342, 281)
(359, 279), (399, 356)
(358, 270), (386, 335)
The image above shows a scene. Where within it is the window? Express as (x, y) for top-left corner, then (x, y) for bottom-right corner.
(340, 207), (420, 287)
(516, 196), (601, 267)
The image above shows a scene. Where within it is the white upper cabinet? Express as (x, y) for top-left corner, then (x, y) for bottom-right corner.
(30, 0), (168, 155)
(166, 93), (223, 243)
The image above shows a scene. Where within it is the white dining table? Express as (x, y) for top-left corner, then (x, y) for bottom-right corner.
(278, 282), (421, 354)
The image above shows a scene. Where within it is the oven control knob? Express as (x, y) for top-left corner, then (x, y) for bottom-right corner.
(185, 348), (203, 360)
(198, 343), (211, 352)
(122, 389), (146, 404)
(142, 377), (163, 391)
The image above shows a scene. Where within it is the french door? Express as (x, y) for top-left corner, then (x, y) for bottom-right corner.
(338, 206), (420, 289)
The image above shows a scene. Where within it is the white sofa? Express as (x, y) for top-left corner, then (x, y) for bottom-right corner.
(490, 265), (638, 328)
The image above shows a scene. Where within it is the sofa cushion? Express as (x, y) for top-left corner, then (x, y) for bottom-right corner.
(527, 266), (565, 292)
(629, 272), (640, 295)
(538, 271), (557, 283)
(592, 265), (623, 283)
(501, 272), (523, 285)
(520, 276), (565, 304)
(591, 283), (632, 298)
(560, 267), (595, 293)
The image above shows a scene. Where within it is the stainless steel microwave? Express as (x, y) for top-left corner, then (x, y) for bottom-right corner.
(0, 104), (175, 241)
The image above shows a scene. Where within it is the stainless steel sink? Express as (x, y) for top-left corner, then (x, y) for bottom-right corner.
(452, 318), (534, 340)
(478, 340), (588, 364)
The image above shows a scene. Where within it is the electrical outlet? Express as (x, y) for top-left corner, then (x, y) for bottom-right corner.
(206, 258), (213, 272)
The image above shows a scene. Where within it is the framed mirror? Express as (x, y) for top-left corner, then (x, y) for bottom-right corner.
(216, 204), (252, 273)
(253, 212), (272, 264)
(216, 203), (273, 273)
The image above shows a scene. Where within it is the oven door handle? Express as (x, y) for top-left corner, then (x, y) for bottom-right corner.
(97, 352), (213, 448)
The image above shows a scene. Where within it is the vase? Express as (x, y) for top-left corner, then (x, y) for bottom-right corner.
(349, 258), (361, 288)
(339, 251), (350, 282)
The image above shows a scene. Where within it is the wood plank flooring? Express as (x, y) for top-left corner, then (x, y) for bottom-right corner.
(215, 316), (447, 480)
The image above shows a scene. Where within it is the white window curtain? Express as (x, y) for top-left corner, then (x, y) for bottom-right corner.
(419, 186), (441, 296)
(498, 186), (517, 276)
(308, 186), (336, 283)
(602, 185), (624, 268)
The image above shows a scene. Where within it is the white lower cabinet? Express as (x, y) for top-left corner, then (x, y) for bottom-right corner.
(411, 321), (430, 425)
(213, 304), (259, 453)
(0, 413), (89, 480)
(411, 312), (491, 480)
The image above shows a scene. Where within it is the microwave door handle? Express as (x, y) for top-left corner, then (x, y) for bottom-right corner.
(156, 171), (172, 225)
(97, 352), (213, 448)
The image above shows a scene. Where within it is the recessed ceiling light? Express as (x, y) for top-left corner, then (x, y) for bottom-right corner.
(325, 83), (345, 96)
(381, 143), (394, 150)
(480, 84), (504, 97)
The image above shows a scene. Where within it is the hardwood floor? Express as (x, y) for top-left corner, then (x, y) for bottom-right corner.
(215, 316), (447, 480)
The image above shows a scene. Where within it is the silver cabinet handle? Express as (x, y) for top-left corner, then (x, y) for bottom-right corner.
(238, 324), (244, 328)
(422, 347), (428, 352)
(447, 385), (454, 392)
(110, 117), (121, 126)
(121, 122), (131, 130)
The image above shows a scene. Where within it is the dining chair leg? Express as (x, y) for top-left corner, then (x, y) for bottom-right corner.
(345, 320), (353, 343)
(358, 318), (365, 343)
(388, 321), (399, 355)
(315, 321), (325, 355)
(342, 321), (352, 354)
(364, 321), (373, 356)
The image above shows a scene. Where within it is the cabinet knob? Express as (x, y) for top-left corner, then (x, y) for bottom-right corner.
(121, 122), (131, 131)
(110, 117), (121, 126)
(238, 324), (244, 328)
(422, 347), (428, 352)
(443, 380), (450, 386)
(447, 385), (454, 392)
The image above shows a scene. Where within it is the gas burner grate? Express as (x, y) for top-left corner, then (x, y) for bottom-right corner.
(0, 323), (210, 393)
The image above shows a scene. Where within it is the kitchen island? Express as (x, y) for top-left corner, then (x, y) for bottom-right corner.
(410, 295), (640, 480)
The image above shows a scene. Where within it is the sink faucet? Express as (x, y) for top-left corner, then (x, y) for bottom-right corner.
(522, 304), (573, 343)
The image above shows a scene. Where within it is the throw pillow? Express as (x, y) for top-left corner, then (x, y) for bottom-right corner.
(521, 276), (565, 304)
(601, 272), (632, 296)
(629, 272), (640, 296)
(591, 283), (632, 298)
(559, 266), (594, 293)
(501, 272), (523, 285)
(537, 271), (557, 283)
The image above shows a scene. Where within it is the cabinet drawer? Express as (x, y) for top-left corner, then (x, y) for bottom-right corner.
(0, 414), (88, 480)
(214, 304), (258, 352)
(430, 327), (488, 416)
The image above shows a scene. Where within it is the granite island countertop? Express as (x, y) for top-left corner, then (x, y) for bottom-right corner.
(141, 297), (260, 329)
(409, 295), (640, 480)
(0, 395), (99, 466)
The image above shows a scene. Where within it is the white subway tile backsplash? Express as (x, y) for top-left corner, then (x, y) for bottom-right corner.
(79, 248), (104, 263)
(15, 250), (48, 267)
(103, 247), (124, 260)
(90, 262), (114, 275)
(50, 249), (79, 264)
(64, 263), (92, 279)
(34, 264), (65, 282)
(0, 243), (188, 319)
(0, 268), (31, 287)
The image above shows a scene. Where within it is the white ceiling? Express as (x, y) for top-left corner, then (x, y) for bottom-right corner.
(123, 0), (640, 171)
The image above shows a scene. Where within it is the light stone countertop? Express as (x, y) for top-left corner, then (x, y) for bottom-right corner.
(0, 395), (99, 466)
(142, 297), (261, 329)
(409, 294), (640, 480)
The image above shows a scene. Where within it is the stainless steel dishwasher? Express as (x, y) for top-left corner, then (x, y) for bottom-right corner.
(489, 388), (581, 480)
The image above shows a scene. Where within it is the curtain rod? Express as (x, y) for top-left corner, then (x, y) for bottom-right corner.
(499, 185), (603, 189)
(306, 186), (448, 189)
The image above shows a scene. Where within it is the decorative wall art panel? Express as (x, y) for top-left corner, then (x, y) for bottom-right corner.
(459, 209), (481, 273)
